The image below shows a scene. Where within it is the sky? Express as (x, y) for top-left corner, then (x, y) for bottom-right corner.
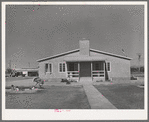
(5, 5), (144, 68)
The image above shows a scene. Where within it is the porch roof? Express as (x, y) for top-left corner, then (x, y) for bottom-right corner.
(64, 56), (106, 62)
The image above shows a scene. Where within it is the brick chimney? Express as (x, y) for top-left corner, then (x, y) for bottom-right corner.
(79, 39), (90, 56)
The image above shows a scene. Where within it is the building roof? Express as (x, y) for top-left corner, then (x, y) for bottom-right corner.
(37, 49), (80, 62)
(90, 49), (132, 60)
(15, 68), (38, 72)
(37, 48), (132, 62)
(64, 56), (106, 62)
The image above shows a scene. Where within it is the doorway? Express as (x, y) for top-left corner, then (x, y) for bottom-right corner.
(80, 62), (91, 77)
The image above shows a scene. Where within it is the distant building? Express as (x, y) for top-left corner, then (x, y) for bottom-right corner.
(37, 39), (131, 81)
(15, 68), (38, 77)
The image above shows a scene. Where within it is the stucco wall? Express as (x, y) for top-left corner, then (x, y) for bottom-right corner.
(90, 51), (130, 79)
(38, 52), (80, 79)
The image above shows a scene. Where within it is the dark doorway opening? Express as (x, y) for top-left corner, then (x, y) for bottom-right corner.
(80, 62), (91, 77)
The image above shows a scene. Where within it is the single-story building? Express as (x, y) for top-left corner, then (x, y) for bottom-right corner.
(15, 68), (38, 77)
(37, 39), (131, 82)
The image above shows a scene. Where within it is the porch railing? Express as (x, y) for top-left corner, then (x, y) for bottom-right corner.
(67, 71), (79, 78)
(92, 70), (105, 77)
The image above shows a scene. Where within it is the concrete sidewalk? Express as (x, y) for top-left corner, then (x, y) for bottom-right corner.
(83, 84), (117, 109)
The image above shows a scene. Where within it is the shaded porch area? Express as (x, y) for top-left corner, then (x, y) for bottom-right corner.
(66, 61), (109, 81)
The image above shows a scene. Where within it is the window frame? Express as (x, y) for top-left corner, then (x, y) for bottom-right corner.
(49, 63), (53, 73)
(68, 62), (78, 71)
(93, 62), (104, 71)
(45, 63), (48, 74)
(59, 62), (66, 73)
(106, 62), (111, 72)
(45, 63), (53, 74)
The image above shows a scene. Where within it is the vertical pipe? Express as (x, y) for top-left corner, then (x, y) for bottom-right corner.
(104, 61), (105, 81)
(78, 62), (80, 81)
(91, 62), (93, 81)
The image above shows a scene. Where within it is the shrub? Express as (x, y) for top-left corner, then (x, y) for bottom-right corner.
(140, 84), (144, 86)
(106, 78), (112, 82)
(66, 80), (71, 84)
(71, 79), (78, 82)
(61, 79), (68, 82)
(130, 76), (137, 80)
(96, 80), (103, 82)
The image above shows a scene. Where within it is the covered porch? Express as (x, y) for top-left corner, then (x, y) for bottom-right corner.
(64, 56), (109, 81)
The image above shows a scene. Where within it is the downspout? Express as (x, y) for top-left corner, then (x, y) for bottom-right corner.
(78, 62), (80, 81)
(91, 62), (93, 81)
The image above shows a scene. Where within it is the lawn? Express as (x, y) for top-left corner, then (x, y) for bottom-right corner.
(6, 86), (90, 109)
(6, 77), (32, 82)
(131, 72), (144, 77)
(94, 84), (144, 109)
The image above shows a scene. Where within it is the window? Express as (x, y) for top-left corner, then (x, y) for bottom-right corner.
(106, 62), (111, 71)
(74, 63), (78, 71)
(45, 64), (48, 73)
(63, 63), (65, 72)
(95, 63), (99, 70)
(45, 63), (52, 74)
(68, 63), (78, 71)
(49, 63), (52, 73)
(59, 63), (65, 72)
(93, 62), (104, 70)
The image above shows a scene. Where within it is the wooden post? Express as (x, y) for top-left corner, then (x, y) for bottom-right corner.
(48, 64), (50, 72)
(78, 62), (80, 81)
(66, 62), (68, 78)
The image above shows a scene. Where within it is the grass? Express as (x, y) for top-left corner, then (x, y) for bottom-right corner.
(6, 77), (33, 82)
(94, 83), (144, 109)
(131, 72), (144, 77)
(6, 86), (90, 109)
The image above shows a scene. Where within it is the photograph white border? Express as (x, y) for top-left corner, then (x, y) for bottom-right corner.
(2, 1), (148, 120)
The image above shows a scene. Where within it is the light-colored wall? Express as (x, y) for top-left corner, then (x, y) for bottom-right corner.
(38, 51), (130, 80)
(38, 52), (80, 79)
(90, 51), (130, 78)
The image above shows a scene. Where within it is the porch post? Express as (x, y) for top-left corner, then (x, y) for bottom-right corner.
(66, 62), (68, 78)
(78, 62), (80, 81)
(91, 62), (93, 81)
(48, 64), (50, 72)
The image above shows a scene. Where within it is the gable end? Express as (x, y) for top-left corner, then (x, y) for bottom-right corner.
(37, 49), (79, 62)
(90, 49), (132, 60)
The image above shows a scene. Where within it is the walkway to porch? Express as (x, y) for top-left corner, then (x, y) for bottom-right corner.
(79, 77), (92, 83)
(80, 81), (117, 109)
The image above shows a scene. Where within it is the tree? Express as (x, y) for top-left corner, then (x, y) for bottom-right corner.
(5, 68), (16, 77)
(137, 53), (141, 72)
(6, 68), (13, 74)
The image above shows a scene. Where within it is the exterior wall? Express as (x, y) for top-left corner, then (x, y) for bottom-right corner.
(15, 69), (38, 77)
(22, 71), (28, 76)
(38, 51), (130, 80)
(28, 71), (38, 77)
(39, 52), (80, 79)
(90, 51), (130, 79)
